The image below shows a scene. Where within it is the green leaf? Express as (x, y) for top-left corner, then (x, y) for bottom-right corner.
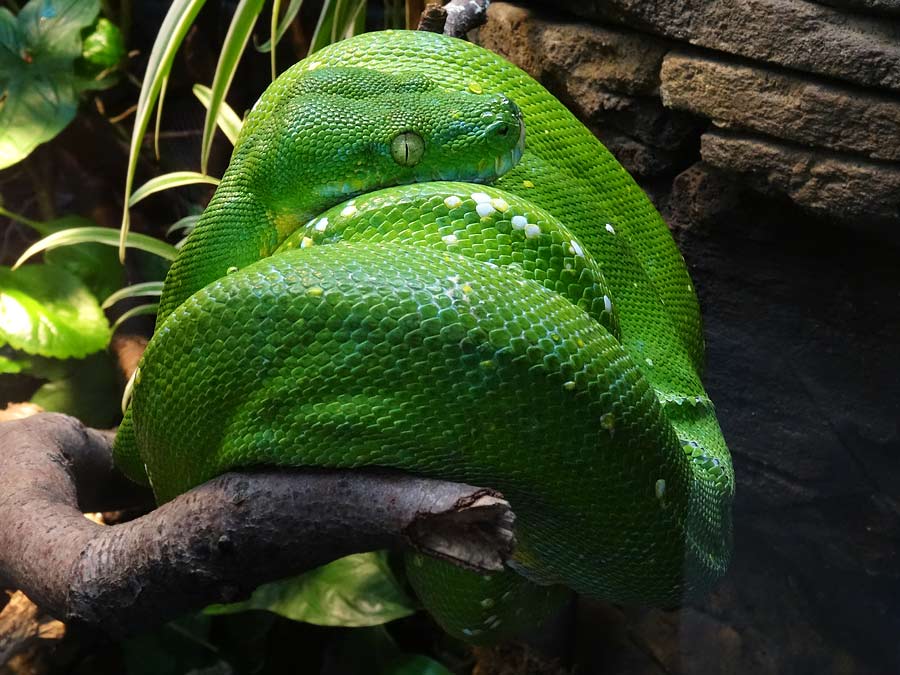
(122, 614), (226, 675)
(0, 264), (110, 359)
(382, 655), (454, 675)
(14, 226), (178, 269)
(258, 0), (304, 78)
(206, 552), (416, 626)
(308, 0), (367, 54)
(166, 213), (201, 237)
(199, 0), (266, 173)
(256, 0), (303, 53)
(111, 302), (158, 332)
(80, 17), (125, 68)
(120, 0), (207, 258)
(0, 353), (26, 374)
(102, 281), (163, 309)
(30, 351), (121, 427)
(0, 0), (102, 169)
(39, 216), (124, 299)
(128, 171), (219, 207)
(192, 85), (242, 146)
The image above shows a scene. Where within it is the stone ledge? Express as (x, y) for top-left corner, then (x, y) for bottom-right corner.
(474, 2), (669, 95)
(541, 0), (900, 93)
(660, 51), (900, 161)
(701, 130), (900, 227)
(812, 0), (900, 17)
(594, 128), (682, 177)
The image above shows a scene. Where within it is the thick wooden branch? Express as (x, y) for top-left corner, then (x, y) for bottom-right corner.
(0, 413), (515, 637)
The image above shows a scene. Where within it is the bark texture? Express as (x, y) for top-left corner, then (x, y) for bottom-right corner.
(0, 413), (515, 637)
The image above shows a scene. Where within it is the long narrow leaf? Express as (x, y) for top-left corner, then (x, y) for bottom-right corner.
(269, 0), (280, 79)
(15, 228), (177, 269)
(128, 171), (220, 207)
(200, 0), (266, 174)
(119, 0), (208, 260)
(102, 281), (165, 309)
(257, 0), (304, 62)
(308, 0), (336, 54)
(153, 74), (169, 161)
(112, 303), (159, 333)
(308, 0), (366, 54)
(192, 85), (243, 145)
(166, 214), (202, 237)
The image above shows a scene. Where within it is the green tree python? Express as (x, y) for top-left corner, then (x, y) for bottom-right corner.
(115, 30), (733, 642)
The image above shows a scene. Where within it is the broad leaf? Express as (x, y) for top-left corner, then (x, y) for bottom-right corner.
(30, 351), (121, 428)
(206, 552), (416, 626)
(0, 0), (102, 169)
(383, 655), (454, 675)
(0, 352), (26, 374)
(80, 17), (125, 69)
(0, 264), (110, 358)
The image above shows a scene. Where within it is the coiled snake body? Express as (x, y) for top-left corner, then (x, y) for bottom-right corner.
(115, 31), (733, 641)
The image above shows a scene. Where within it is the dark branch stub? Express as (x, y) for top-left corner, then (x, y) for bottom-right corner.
(443, 0), (491, 38)
(0, 413), (515, 637)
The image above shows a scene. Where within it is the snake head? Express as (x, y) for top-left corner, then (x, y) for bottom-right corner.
(241, 67), (525, 219)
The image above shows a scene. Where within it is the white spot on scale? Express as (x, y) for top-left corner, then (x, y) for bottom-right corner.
(340, 204), (357, 217)
(443, 195), (462, 209)
(603, 295), (612, 313)
(476, 202), (495, 218)
(490, 197), (509, 212)
(655, 478), (666, 500)
(569, 240), (584, 257)
(645, 358), (654, 367)
(315, 217), (329, 232)
(470, 191), (491, 204)
(605, 223), (616, 234)
(524, 224), (541, 239)
(300, 236), (314, 248)
(511, 215), (527, 230)
(442, 234), (459, 245)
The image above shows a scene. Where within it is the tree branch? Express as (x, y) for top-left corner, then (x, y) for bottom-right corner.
(0, 413), (515, 637)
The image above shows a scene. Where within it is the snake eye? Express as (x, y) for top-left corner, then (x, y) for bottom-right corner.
(390, 131), (425, 167)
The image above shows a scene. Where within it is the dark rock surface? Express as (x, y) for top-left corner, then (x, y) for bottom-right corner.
(701, 129), (900, 230)
(477, 3), (900, 672)
(474, 2), (668, 95)
(661, 51), (900, 161)
(539, 0), (900, 92)
(812, 0), (900, 16)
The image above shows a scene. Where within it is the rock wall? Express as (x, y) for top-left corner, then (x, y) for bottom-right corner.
(474, 3), (899, 674)
(476, 1), (900, 234)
